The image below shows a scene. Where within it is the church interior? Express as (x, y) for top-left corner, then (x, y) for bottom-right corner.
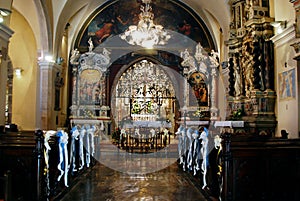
(0, 0), (300, 200)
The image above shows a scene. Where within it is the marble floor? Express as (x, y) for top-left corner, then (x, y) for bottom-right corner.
(59, 162), (209, 201)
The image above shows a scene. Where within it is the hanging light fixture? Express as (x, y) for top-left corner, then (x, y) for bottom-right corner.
(120, 0), (171, 49)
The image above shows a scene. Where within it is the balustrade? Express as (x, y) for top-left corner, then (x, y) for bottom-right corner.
(116, 127), (171, 152)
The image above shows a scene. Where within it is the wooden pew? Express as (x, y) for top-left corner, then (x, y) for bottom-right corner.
(221, 134), (300, 201)
(176, 123), (300, 201)
(0, 131), (36, 201)
(0, 170), (12, 201)
(0, 129), (96, 201)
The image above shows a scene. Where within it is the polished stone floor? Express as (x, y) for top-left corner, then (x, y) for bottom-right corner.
(60, 162), (209, 201)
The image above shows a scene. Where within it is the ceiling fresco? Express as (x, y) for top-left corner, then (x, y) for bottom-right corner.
(76, 0), (214, 52)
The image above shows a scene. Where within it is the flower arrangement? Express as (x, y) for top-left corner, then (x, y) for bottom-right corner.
(132, 102), (141, 114)
(232, 108), (243, 120)
(193, 109), (205, 118)
(82, 107), (94, 118)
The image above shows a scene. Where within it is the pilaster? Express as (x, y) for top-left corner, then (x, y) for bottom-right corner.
(37, 61), (62, 130)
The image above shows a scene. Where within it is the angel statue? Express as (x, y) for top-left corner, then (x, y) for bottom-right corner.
(70, 48), (80, 65)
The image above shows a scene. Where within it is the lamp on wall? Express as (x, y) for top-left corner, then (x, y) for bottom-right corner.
(120, 0), (171, 48)
(14, 68), (23, 77)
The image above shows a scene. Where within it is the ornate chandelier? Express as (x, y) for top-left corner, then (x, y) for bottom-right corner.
(120, 0), (171, 48)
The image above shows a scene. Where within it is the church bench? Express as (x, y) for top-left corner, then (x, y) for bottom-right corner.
(0, 171), (12, 201)
(221, 134), (300, 201)
(0, 131), (36, 201)
(0, 130), (95, 201)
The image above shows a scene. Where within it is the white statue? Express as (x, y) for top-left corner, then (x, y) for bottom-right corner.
(195, 42), (206, 62)
(70, 48), (80, 64)
(88, 37), (94, 52)
(180, 48), (196, 71)
(209, 50), (219, 66)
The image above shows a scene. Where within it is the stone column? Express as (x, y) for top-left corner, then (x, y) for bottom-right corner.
(36, 61), (62, 130)
(180, 72), (189, 126)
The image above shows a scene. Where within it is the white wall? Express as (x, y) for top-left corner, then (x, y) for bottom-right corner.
(271, 1), (299, 138)
(272, 25), (299, 138)
(9, 9), (38, 131)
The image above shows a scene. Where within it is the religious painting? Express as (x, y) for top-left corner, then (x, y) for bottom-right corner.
(77, 0), (213, 50)
(278, 68), (296, 100)
(79, 69), (102, 105)
(188, 72), (208, 107)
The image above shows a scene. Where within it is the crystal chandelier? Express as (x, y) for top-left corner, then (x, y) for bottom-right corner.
(120, 0), (171, 49)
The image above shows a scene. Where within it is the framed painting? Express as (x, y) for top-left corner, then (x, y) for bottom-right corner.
(278, 68), (296, 100)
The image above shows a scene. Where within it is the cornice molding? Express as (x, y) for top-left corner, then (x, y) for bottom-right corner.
(270, 24), (295, 48)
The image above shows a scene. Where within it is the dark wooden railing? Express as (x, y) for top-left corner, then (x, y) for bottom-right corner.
(117, 131), (172, 152)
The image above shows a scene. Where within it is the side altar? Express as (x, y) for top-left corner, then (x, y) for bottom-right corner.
(224, 0), (277, 136)
(69, 45), (112, 134)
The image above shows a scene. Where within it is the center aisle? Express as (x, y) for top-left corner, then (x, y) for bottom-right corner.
(59, 162), (209, 201)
